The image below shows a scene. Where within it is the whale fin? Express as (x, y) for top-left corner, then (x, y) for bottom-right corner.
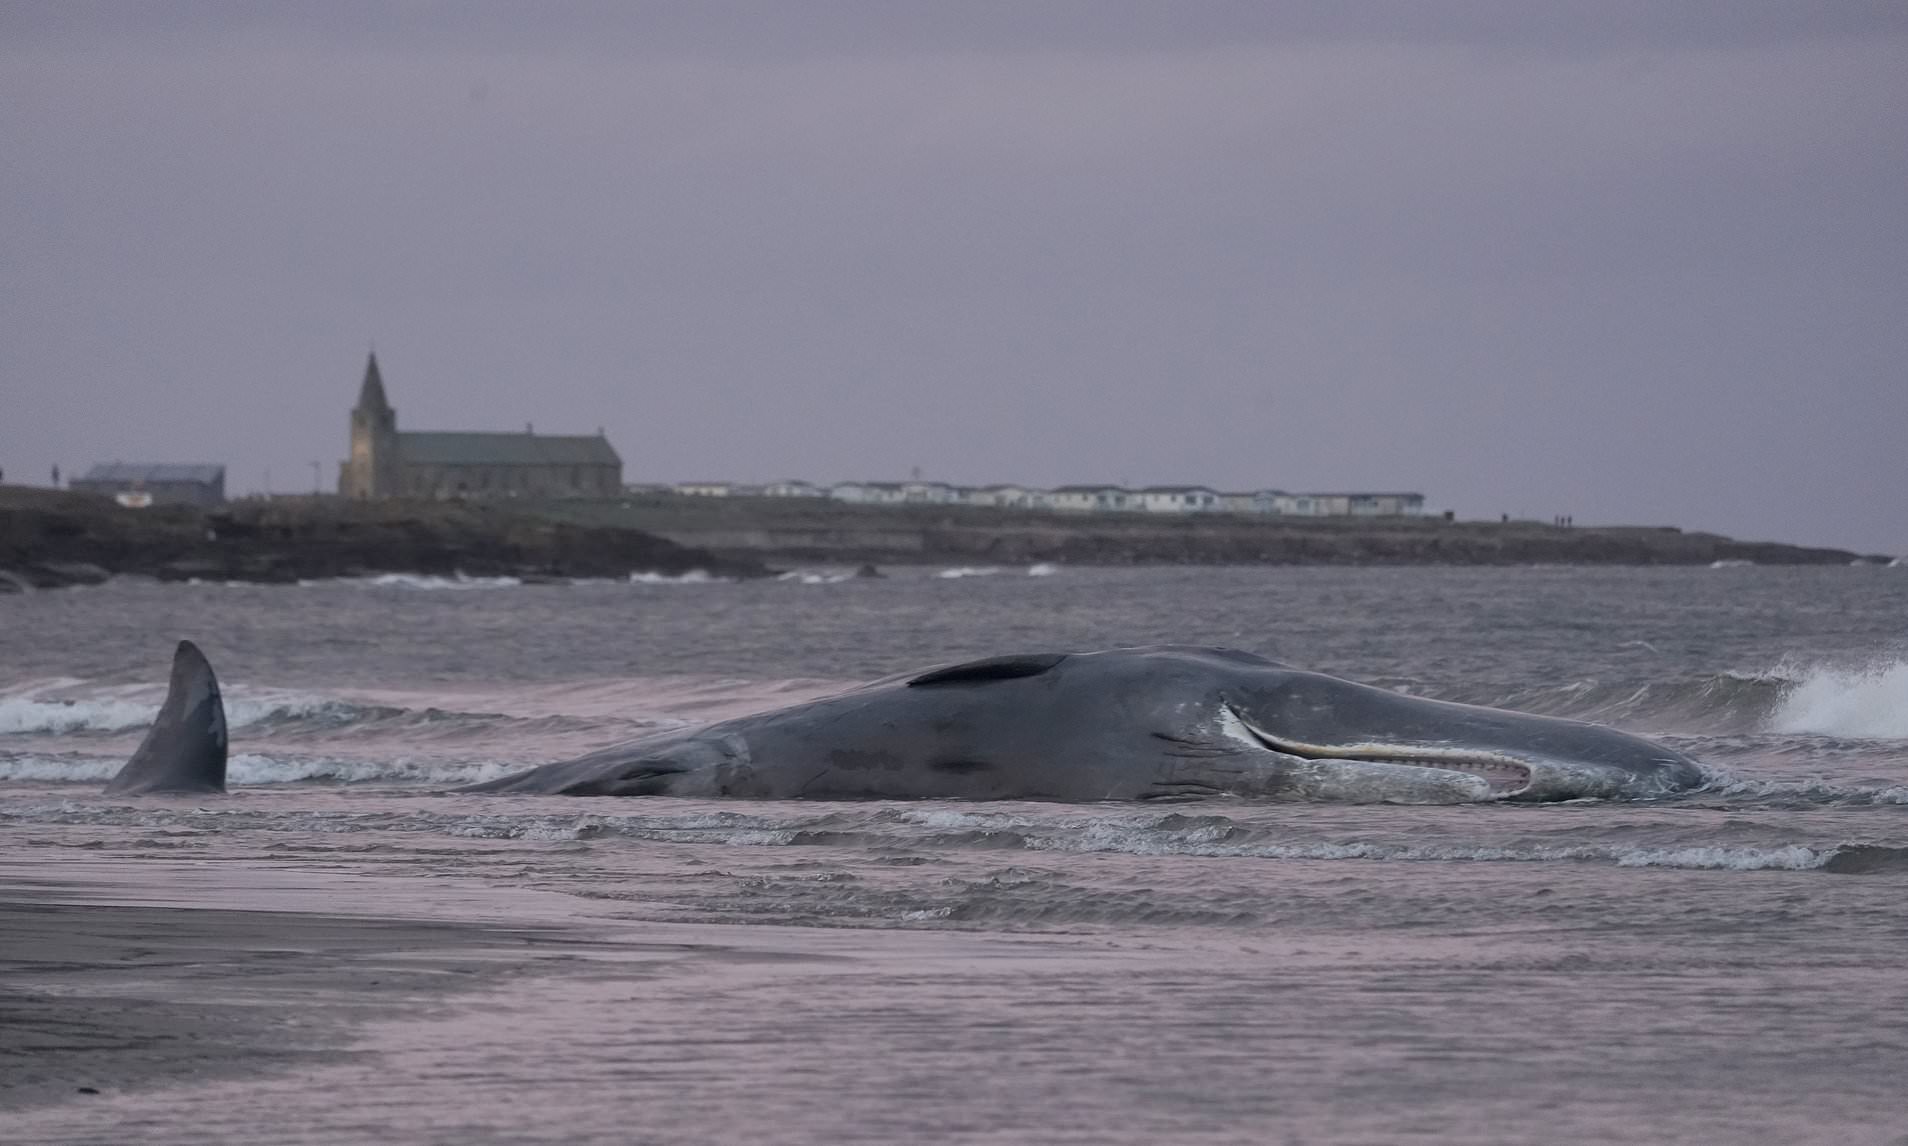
(104, 640), (228, 796)
(908, 653), (1068, 688)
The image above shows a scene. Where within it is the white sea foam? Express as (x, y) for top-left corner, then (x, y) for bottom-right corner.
(1767, 658), (1908, 738)
(1700, 773), (1908, 805)
(935, 566), (1002, 579)
(0, 752), (530, 786)
(1027, 563), (1061, 577)
(0, 696), (156, 735)
(0, 756), (119, 781)
(777, 570), (851, 585)
(376, 572), (523, 589)
(1019, 828), (1839, 870)
(0, 688), (358, 736)
(298, 572), (527, 590)
(1610, 845), (1824, 870)
(225, 754), (527, 786)
(628, 569), (726, 585)
(1708, 559), (1755, 569)
(899, 808), (1036, 831)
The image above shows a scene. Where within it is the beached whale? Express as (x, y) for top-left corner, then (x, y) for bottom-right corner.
(104, 640), (228, 796)
(469, 646), (1704, 803)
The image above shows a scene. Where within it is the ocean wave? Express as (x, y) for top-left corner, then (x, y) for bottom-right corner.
(327, 573), (527, 590)
(935, 566), (1002, 579)
(0, 755), (119, 782)
(227, 754), (528, 786)
(1027, 563), (1061, 577)
(0, 695), (156, 735)
(0, 752), (530, 786)
(1703, 774), (1908, 806)
(0, 688), (369, 736)
(1766, 659), (1908, 738)
(5, 789), (1894, 875)
(1819, 844), (1908, 874)
(1473, 672), (1790, 734)
(1461, 656), (1908, 740)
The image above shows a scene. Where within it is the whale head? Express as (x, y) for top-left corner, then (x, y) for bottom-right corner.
(1201, 655), (1703, 802)
(1039, 646), (1703, 804)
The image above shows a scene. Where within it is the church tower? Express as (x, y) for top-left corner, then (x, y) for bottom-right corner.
(341, 352), (399, 498)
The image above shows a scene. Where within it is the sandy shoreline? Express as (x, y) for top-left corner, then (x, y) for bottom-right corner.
(0, 852), (1076, 1144)
(0, 859), (634, 1119)
(4, 800), (1906, 1145)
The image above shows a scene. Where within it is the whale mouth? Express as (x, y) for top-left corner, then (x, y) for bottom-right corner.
(1227, 708), (1534, 795)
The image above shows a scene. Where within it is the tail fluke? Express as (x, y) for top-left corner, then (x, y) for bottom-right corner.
(105, 640), (229, 796)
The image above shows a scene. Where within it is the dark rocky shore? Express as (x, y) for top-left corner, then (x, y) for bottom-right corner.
(0, 488), (766, 590)
(536, 493), (1885, 569)
(1, 487), (1884, 591)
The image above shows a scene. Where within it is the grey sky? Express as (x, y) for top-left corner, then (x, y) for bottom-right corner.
(4, 2), (1904, 552)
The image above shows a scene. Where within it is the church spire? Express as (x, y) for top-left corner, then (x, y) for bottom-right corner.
(356, 351), (390, 411)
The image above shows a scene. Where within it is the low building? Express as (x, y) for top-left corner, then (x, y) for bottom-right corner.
(1050, 484), (1133, 512)
(72, 463), (226, 508)
(1296, 492), (1425, 517)
(654, 475), (1424, 518)
(762, 480), (826, 498)
(1270, 491), (1425, 517)
(1350, 492), (1425, 517)
(969, 484), (1039, 509)
(899, 481), (959, 504)
(1135, 485), (1221, 513)
(1217, 490), (1284, 515)
(831, 481), (908, 505)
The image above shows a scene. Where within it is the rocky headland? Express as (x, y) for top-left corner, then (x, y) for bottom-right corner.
(535, 493), (1887, 569)
(0, 487), (1886, 592)
(0, 488), (766, 590)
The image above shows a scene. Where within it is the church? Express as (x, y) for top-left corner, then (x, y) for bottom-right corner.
(338, 354), (623, 500)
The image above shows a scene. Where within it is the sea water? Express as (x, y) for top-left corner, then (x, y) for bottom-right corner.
(3, 565), (1905, 1143)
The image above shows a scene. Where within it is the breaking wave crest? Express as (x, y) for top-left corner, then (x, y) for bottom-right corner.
(1463, 657), (1908, 739)
(0, 695), (155, 735)
(1766, 660), (1908, 738)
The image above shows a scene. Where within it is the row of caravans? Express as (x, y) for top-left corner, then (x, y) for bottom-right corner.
(654, 480), (1424, 518)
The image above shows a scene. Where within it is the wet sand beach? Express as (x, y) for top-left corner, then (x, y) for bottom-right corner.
(4, 803), (1906, 1146)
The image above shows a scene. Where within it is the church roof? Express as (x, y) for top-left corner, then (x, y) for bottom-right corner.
(76, 463), (226, 485)
(356, 353), (390, 410)
(397, 431), (621, 467)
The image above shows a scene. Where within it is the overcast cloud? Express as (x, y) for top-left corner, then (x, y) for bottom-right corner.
(3, 2), (1904, 551)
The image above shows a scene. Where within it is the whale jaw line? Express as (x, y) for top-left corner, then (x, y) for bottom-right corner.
(1223, 706), (1534, 797)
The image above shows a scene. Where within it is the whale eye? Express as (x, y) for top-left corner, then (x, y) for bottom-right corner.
(907, 654), (1069, 687)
